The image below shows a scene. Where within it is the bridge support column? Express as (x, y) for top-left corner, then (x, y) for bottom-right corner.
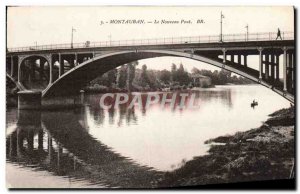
(57, 143), (62, 171)
(258, 47), (263, 79)
(48, 133), (53, 161)
(75, 53), (78, 66)
(80, 90), (85, 104)
(270, 54), (275, 83)
(222, 48), (226, 63)
(38, 130), (44, 150)
(243, 55), (247, 67)
(237, 55), (241, 65)
(286, 53), (290, 92)
(69, 57), (75, 68)
(287, 52), (293, 92)
(59, 53), (64, 77)
(49, 56), (53, 84)
(292, 53), (295, 92)
(231, 55), (234, 62)
(16, 128), (22, 157)
(17, 91), (41, 110)
(283, 47), (287, 92)
(275, 55), (280, 83)
(17, 57), (22, 84)
(265, 54), (269, 80)
(10, 56), (14, 77)
(27, 128), (34, 152)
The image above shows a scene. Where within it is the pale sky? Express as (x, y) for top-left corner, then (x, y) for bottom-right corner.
(7, 6), (294, 73)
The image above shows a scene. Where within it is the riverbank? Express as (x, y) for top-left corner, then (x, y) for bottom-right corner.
(159, 107), (295, 187)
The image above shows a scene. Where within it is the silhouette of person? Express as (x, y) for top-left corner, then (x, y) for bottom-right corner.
(276, 28), (282, 40)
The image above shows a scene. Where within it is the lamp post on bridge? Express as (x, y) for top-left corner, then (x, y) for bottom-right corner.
(245, 24), (249, 41)
(220, 11), (225, 42)
(108, 34), (112, 46)
(71, 27), (76, 49)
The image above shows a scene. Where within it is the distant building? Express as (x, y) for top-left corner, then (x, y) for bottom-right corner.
(191, 74), (212, 88)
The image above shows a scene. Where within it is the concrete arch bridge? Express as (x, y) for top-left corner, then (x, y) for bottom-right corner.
(6, 31), (295, 108)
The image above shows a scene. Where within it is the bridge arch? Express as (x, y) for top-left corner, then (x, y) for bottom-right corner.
(19, 54), (51, 90)
(6, 73), (25, 91)
(42, 50), (294, 102)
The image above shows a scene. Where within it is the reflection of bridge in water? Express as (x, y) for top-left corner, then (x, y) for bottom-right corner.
(6, 31), (295, 109)
(6, 109), (163, 188)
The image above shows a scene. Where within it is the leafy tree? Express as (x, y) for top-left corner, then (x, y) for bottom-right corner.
(139, 64), (150, 87)
(171, 63), (177, 82)
(159, 70), (171, 84)
(116, 65), (127, 88)
(127, 61), (138, 90)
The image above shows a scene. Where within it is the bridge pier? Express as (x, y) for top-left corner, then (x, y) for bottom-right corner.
(48, 133), (53, 161)
(283, 47), (287, 91)
(222, 48), (226, 63)
(38, 130), (44, 150)
(59, 53), (64, 77)
(291, 53), (295, 92)
(270, 54), (275, 83)
(287, 52), (293, 93)
(264, 54), (269, 80)
(10, 56), (14, 77)
(49, 56), (53, 84)
(243, 55), (247, 67)
(237, 55), (241, 65)
(75, 53), (78, 66)
(18, 91), (41, 110)
(258, 47), (263, 79)
(275, 55), (280, 83)
(27, 128), (34, 152)
(57, 143), (63, 171)
(230, 54), (234, 62)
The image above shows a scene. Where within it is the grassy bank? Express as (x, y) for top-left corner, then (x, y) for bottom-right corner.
(159, 107), (295, 187)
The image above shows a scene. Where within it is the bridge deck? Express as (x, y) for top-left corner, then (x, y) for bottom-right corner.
(7, 31), (294, 55)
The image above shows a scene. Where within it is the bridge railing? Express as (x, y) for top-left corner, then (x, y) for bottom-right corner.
(7, 31), (294, 52)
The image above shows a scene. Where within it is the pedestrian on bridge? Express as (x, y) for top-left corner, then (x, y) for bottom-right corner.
(276, 28), (283, 40)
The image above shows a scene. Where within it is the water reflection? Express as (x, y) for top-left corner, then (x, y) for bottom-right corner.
(6, 86), (290, 188)
(7, 108), (163, 188)
(86, 90), (233, 127)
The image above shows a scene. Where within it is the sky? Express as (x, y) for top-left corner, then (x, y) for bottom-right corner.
(7, 6), (294, 73)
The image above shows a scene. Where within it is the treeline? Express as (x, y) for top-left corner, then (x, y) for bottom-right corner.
(85, 61), (253, 92)
(191, 68), (253, 85)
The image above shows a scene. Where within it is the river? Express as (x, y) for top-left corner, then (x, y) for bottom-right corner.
(6, 85), (290, 188)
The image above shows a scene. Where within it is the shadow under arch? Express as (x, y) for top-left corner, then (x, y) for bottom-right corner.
(42, 50), (294, 102)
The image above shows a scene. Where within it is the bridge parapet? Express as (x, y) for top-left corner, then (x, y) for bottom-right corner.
(7, 31), (294, 53)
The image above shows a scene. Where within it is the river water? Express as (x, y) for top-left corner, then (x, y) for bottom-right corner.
(6, 85), (290, 188)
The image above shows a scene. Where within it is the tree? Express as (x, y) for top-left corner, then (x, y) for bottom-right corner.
(107, 69), (117, 87)
(127, 61), (138, 91)
(171, 63), (177, 82)
(159, 70), (171, 84)
(116, 65), (127, 88)
(176, 63), (190, 86)
(139, 64), (150, 87)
